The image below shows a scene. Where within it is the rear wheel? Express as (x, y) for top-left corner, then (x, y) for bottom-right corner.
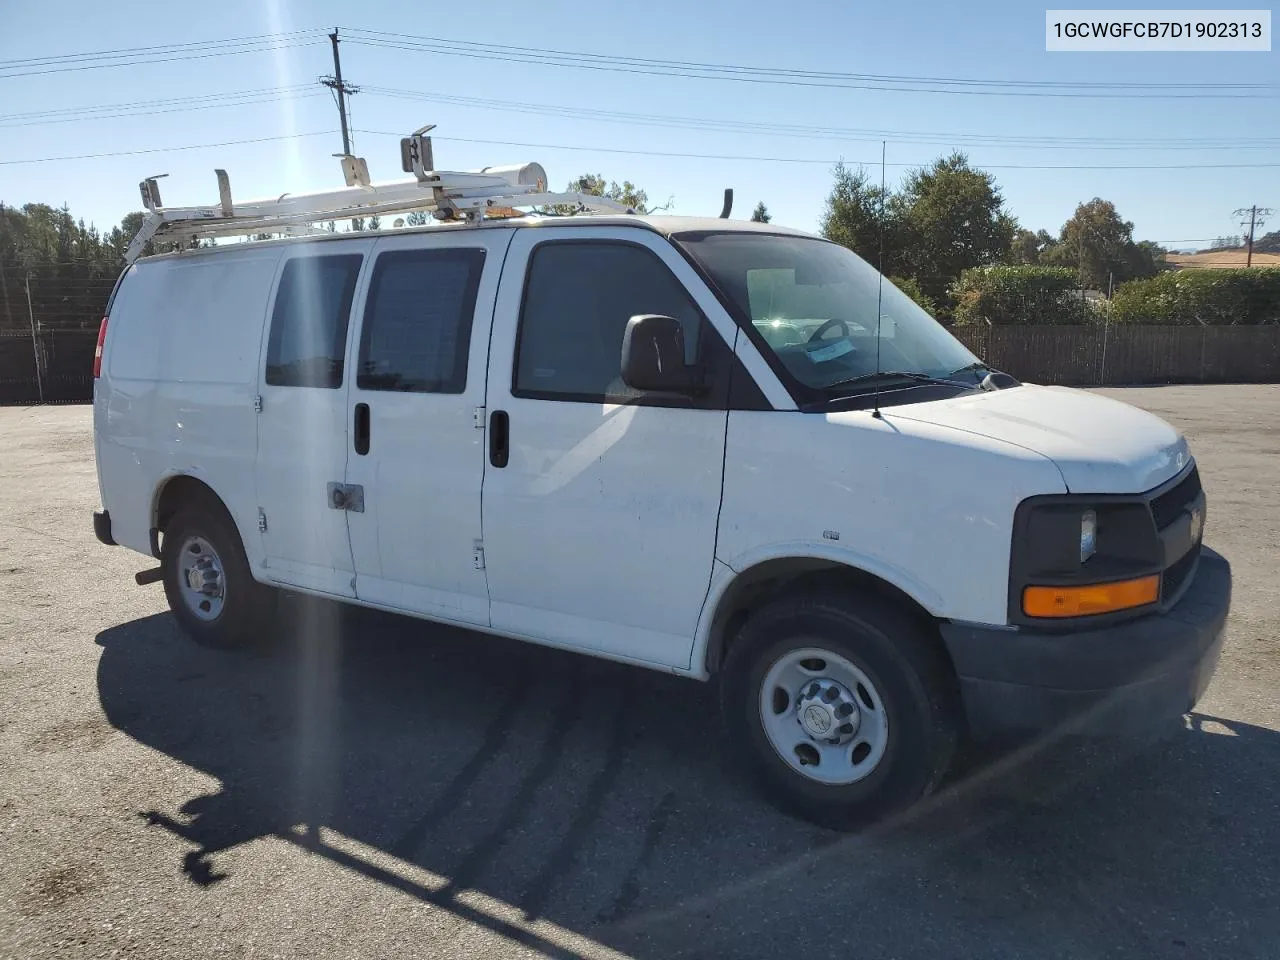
(161, 501), (275, 648)
(721, 590), (958, 830)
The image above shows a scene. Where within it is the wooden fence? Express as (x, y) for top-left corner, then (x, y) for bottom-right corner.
(950, 324), (1280, 387)
(2, 324), (1279, 405)
(0, 330), (97, 404)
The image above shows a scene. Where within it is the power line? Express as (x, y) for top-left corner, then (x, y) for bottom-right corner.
(342, 29), (1280, 99)
(0, 33), (324, 79)
(363, 85), (1280, 151)
(353, 129), (1280, 171)
(0, 31), (305, 66)
(344, 28), (1278, 89)
(0, 87), (323, 128)
(0, 84), (313, 120)
(4, 122), (1277, 172)
(0, 131), (334, 166)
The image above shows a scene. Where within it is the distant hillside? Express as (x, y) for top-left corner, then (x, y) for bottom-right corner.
(1166, 249), (1280, 270)
(1255, 230), (1280, 254)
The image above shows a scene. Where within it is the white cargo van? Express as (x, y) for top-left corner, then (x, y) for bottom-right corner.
(92, 155), (1230, 828)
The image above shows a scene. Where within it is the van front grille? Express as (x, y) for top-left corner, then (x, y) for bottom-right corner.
(1151, 466), (1201, 531)
(1162, 543), (1200, 604)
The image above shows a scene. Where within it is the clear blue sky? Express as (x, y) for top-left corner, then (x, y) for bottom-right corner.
(2, 0), (1276, 249)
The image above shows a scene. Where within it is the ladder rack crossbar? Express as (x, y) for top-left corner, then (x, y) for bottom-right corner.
(125, 164), (631, 263)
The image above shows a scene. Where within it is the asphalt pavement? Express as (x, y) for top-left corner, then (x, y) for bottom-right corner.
(1, 386), (1277, 959)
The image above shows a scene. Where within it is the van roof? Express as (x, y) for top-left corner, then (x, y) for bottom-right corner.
(135, 214), (818, 263)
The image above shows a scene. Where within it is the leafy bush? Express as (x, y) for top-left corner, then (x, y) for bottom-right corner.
(888, 276), (936, 315)
(1111, 269), (1280, 325)
(950, 265), (1094, 325)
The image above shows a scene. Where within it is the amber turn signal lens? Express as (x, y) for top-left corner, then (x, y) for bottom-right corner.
(1023, 575), (1159, 618)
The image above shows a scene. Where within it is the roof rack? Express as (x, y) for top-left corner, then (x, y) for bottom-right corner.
(124, 124), (631, 264)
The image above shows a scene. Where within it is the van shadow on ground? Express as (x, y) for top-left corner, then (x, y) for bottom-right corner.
(97, 601), (1280, 960)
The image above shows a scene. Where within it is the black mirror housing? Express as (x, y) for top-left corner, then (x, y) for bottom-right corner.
(620, 314), (696, 393)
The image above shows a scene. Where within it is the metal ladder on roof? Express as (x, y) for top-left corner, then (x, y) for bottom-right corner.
(124, 124), (632, 264)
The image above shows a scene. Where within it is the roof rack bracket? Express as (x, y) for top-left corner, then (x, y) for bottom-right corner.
(138, 174), (168, 212)
(401, 124), (437, 183)
(215, 169), (233, 217)
(339, 155), (371, 188)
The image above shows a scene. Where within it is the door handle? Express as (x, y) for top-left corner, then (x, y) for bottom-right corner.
(489, 410), (509, 468)
(353, 402), (370, 455)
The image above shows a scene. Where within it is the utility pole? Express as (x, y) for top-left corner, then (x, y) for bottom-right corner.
(1233, 205), (1274, 267)
(24, 273), (43, 404)
(320, 29), (359, 156)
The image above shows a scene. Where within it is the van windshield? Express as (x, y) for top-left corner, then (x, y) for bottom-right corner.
(675, 231), (980, 395)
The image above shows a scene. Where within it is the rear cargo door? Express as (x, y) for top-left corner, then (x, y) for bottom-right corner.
(254, 241), (373, 597)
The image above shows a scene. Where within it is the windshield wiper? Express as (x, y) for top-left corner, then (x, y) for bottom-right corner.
(823, 370), (972, 393)
(948, 361), (991, 377)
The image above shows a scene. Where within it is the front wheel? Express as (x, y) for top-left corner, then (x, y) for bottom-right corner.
(721, 590), (959, 830)
(161, 502), (275, 649)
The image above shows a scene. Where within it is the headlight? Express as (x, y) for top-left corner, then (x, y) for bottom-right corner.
(1010, 498), (1162, 624)
(1080, 509), (1097, 563)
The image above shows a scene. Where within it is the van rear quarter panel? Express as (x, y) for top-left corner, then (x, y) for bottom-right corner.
(96, 247), (283, 557)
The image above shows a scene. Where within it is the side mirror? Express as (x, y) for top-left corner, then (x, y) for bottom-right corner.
(620, 314), (696, 393)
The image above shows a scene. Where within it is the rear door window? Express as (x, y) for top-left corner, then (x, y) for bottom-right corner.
(265, 254), (363, 388)
(356, 249), (485, 393)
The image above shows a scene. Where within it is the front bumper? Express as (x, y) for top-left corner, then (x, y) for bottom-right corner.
(939, 547), (1230, 739)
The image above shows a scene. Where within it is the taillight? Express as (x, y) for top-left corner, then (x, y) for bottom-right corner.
(93, 316), (108, 378)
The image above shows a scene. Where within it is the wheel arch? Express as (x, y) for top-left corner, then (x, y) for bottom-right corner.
(696, 553), (952, 679)
(151, 473), (247, 559)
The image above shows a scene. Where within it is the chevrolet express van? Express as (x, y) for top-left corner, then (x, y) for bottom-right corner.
(92, 211), (1230, 828)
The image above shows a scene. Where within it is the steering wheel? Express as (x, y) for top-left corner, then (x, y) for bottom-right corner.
(808, 318), (850, 343)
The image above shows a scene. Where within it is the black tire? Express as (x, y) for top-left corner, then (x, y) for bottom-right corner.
(720, 589), (959, 830)
(161, 499), (276, 649)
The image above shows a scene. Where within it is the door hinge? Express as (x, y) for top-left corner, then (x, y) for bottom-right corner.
(474, 406), (486, 429)
(473, 539), (485, 570)
(253, 395), (263, 413)
(257, 508), (267, 532)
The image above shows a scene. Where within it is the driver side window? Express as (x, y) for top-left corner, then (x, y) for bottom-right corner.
(514, 241), (712, 403)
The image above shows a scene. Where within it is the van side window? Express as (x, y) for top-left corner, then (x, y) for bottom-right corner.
(514, 241), (710, 402)
(265, 254), (363, 388)
(357, 249), (485, 394)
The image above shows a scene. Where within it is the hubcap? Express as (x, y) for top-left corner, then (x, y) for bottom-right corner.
(176, 535), (226, 622)
(759, 647), (889, 785)
(796, 678), (862, 743)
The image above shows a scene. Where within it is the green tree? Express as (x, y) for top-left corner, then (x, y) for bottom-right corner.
(1055, 198), (1161, 290)
(106, 212), (149, 260)
(405, 211), (429, 227)
(1112, 268), (1280, 325)
(0, 202), (136, 334)
(1009, 229), (1041, 264)
(1130, 240), (1169, 279)
(750, 202), (771, 223)
(892, 152), (1016, 307)
(368, 215), (382, 231)
(888, 276), (936, 315)
(559, 173), (652, 214)
(952, 265), (1093, 326)
(820, 162), (896, 269)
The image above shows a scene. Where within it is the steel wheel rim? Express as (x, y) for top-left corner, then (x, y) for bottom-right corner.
(176, 535), (226, 622)
(759, 646), (890, 785)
